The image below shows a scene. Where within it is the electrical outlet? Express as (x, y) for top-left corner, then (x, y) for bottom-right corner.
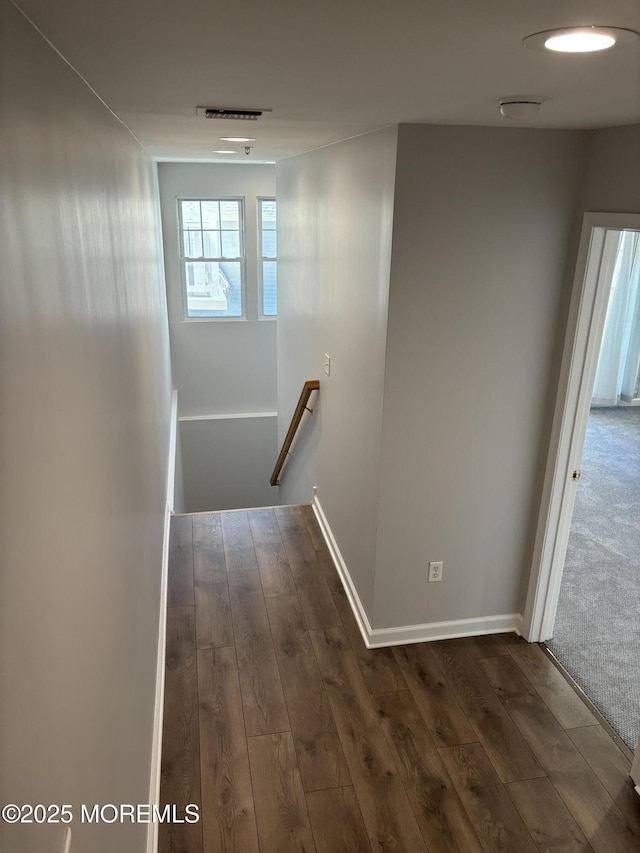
(428, 561), (443, 582)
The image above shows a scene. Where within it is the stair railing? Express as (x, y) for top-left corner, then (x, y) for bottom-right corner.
(270, 380), (320, 486)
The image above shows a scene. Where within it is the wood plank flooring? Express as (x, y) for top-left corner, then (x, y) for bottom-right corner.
(160, 506), (640, 852)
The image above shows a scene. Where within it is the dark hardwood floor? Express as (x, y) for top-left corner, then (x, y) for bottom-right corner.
(160, 506), (640, 852)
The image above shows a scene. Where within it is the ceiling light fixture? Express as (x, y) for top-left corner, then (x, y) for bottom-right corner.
(220, 136), (256, 143)
(499, 99), (543, 119)
(213, 150), (237, 154)
(524, 26), (640, 53)
(546, 31), (614, 52)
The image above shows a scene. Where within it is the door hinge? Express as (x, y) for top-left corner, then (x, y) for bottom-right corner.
(572, 469), (581, 481)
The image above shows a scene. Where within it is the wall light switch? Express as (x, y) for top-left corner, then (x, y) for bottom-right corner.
(323, 354), (331, 376)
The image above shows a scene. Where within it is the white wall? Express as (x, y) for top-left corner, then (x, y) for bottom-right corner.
(374, 125), (588, 629)
(158, 163), (278, 511)
(276, 126), (398, 613)
(0, 3), (172, 852)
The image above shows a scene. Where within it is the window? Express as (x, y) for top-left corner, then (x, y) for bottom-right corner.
(258, 198), (277, 317)
(178, 198), (245, 318)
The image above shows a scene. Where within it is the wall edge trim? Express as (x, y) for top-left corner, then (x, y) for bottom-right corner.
(179, 411), (277, 422)
(147, 392), (178, 853)
(312, 495), (374, 646)
(167, 391), (179, 511)
(312, 495), (523, 649)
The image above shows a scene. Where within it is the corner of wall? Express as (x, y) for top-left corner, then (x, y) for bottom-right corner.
(312, 495), (373, 644)
(275, 125), (399, 613)
(314, 495), (524, 648)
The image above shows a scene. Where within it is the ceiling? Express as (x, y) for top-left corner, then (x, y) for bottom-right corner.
(15, 0), (640, 163)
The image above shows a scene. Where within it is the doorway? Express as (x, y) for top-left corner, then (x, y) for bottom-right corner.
(524, 213), (640, 751)
(547, 403), (640, 749)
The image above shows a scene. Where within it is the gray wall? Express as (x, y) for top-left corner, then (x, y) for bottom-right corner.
(0, 3), (172, 852)
(581, 124), (640, 213)
(522, 122), (640, 634)
(180, 416), (277, 510)
(276, 126), (398, 612)
(158, 163), (278, 511)
(276, 122), (593, 634)
(374, 125), (588, 628)
(158, 163), (276, 415)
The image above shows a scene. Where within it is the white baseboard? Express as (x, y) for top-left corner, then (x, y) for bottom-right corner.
(312, 495), (374, 647)
(366, 613), (524, 647)
(147, 501), (171, 853)
(147, 392), (178, 853)
(312, 495), (524, 649)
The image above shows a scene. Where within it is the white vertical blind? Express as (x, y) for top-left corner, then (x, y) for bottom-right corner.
(592, 231), (640, 406)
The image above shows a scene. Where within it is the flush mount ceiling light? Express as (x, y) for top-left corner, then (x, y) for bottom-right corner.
(499, 99), (542, 119)
(524, 26), (639, 53)
(220, 136), (256, 143)
(213, 149), (237, 154)
(546, 31), (614, 52)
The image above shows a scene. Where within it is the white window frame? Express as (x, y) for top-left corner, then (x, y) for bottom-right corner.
(257, 196), (277, 319)
(177, 196), (247, 322)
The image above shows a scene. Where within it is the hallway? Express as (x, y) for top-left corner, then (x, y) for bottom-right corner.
(159, 507), (640, 852)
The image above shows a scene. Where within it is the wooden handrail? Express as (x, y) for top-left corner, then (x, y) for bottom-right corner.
(270, 380), (320, 486)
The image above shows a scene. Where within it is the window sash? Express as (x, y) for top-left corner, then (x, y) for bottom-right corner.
(258, 197), (277, 318)
(178, 197), (246, 320)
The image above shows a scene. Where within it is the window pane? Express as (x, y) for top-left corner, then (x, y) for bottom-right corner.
(259, 199), (277, 316)
(202, 230), (221, 257)
(220, 262), (243, 316)
(261, 199), (276, 226)
(201, 200), (220, 230)
(262, 261), (277, 316)
(221, 230), (240, 258)
(181, 200), (201, 229)
(220, 200), (240, 230)
(185, 261), (227, 313)
(184, 230), (203, 258)
(262, 230), (277, 258)
(184, 261), (242, 317)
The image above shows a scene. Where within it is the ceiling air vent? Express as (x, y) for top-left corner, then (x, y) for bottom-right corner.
(196, 107), (271, 121)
